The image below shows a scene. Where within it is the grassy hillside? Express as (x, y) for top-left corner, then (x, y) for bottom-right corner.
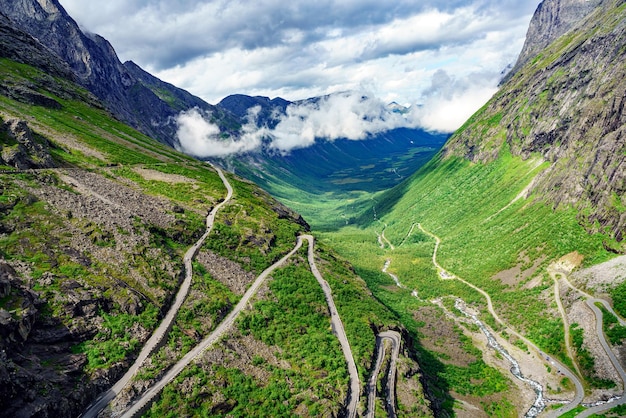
(304, 4), (626, 415)
(228, 128), (447, 231)
(0, 56), (424, 417)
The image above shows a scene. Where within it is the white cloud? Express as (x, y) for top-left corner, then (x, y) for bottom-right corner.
(270, 92), (409, 152)
(59, 0), (539, 106)
(175, 108), (263, 157)
(176, 91), (439, 156)
(59, 0), (540, 149)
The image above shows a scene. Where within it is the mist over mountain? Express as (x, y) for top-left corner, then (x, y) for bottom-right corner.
(2, 0), (626, 417)
(0, 0), (240, 148)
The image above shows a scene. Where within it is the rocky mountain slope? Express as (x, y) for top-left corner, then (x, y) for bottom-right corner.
(0, 0), (239, 147)
(0, 10), (431, 417)
(445, 0), (625, 248)
(506, 0), (604, 80)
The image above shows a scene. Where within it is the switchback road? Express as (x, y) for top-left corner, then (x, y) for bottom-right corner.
(121, 236), (304, 417)
(302, 234), (360, 418)
(81, 164), (232, 418)
(120, 234), (362, 417)
(365, 330), (401, 418)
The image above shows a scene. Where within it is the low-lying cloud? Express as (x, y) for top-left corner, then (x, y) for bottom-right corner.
(176, 78), (497, 158)
(412, 69), (499, 132)
(175, 108), (262, 157)
(269, 93), (412, 152)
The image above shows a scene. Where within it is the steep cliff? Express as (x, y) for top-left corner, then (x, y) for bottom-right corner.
(444, 0), (626, 247)
(505, 0), (603, 80)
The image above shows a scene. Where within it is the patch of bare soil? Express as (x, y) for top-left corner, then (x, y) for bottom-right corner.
(132, 167), (195, 184)
(53, 169), (177, 230)
(492, 251), (547, 288)
(196, 250), (257, 295)
(571, 255), (626, 294)
(523, 275), (545, 290)
(453, 396), (488, 418)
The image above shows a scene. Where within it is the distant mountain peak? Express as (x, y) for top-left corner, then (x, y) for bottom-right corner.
(505, 0), (604, 81)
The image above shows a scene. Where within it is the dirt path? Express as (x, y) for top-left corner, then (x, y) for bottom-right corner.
(80, 164), (232, 418)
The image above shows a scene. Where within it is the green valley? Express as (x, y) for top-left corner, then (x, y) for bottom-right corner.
(1, 0), (625, 417)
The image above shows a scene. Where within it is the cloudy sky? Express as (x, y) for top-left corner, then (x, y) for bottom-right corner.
(58, 0), (539, 153)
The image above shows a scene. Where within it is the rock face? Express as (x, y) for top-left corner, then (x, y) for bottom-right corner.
(505, 0), (603, 80)
(0, 117), (57, 169)
(0, 13), (73, 80)
(444, 0), (626, 248)
(0, 0), (236, 147)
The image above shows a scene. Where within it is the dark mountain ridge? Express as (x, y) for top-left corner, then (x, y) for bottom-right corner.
(0, 0), (239, 147)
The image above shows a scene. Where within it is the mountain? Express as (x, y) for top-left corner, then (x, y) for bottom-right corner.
(3, 0), (626, 416)
(444, 0), (625, 247)
(506, 0), (604, 80)
(0, 0), (239, 148)
(0, 9), (435, 418)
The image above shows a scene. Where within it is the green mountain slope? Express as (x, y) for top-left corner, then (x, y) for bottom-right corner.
(316, 0), (625, 416)
(229, 127), (448, 230)
(444, 0), (626, 246)
(0, 33), (426, 418)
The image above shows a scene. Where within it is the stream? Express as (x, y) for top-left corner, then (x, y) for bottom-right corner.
(454, 299), (546, 417)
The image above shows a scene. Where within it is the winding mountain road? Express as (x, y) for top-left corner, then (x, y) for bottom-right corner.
(80, 164), (232, 418)
(554, 271), (626, 417)
(120, 235), (362, 417)
(365, 330), (401, 418)
(302, 234), (360, 418)
(121, 236), (305, 417)
(416, 224), (585, 417)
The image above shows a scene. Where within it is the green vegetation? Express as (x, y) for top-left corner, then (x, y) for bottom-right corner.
(203, 176), (305, 273)
(147, 246), (350, 416)
(610, 281), (626, 318)
(481, 399), (516, 418)
(558, 405), (587, 418)
(597, 304), (626, 345)
(72, 305), (159, 371)
(299, 143), (613, 409)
